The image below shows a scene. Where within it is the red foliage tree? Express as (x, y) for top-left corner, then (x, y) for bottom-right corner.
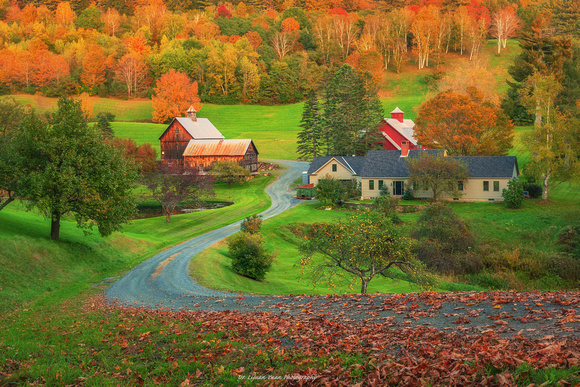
(216, 5), (232, 19)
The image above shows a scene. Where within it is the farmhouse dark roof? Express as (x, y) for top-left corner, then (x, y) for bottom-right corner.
(450, 156), (519, 178)
(307, 156), (366, 175)
(360, 149), (444, 178)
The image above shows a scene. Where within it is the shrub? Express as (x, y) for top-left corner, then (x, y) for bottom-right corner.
(502, 179), (524, 209)
(372, 195), (400, 223)
(402, 188), (414, 200)
(241, 215), (262, 234)
(413, 203), (478, 275)
(227, 232), (274, 281)
(379, 184), (390, 197)
(401, 205), (417, 214)
(315, 178), (359, 206)
(523, 183), (542, 198)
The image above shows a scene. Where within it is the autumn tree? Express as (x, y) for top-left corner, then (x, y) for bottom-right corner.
(152, 69), (201, 123)
(415, 88), (514, 156)
(205, 41), (237, 97)
(407, 153), (469, 201)
(299, 213), (414, 294)
(81, 44), (109, 88)
(14, 98), (138, 240)
(491, 7), (520, 54)
(115, 53), (149, 98)
(79, 92), (93, 119)
(144, 163), (213, 223)
(102, 7), (121, 36)
(55, 2), (76, 25)
(411, 5), (437, 69)
(112, 138), (158, 175)
(438, 58), (501, 104)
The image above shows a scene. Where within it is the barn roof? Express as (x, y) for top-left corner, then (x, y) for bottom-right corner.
(360, 149), (444, 177)
(450, 156), (519, 178)
(382, 118), (418, 145)
(182, 139), (257, 157)
(158, 117), (225, 141)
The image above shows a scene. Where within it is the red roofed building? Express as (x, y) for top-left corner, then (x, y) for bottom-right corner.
(378, 107), (425, 155)
(159, 106), (259, 172)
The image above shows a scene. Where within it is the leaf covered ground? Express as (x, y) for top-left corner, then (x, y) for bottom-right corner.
(2, 291), (579, 386)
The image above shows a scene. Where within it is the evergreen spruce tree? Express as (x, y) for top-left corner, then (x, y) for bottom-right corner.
(323, 65), (384, 156)
(297, 90), (323, 160)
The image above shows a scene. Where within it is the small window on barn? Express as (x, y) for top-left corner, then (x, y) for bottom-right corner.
(174, 128), (179, 135)
(332, 164), (337, 172)
(369, 180), (375, 190)
(493, 181), (500, 191)
(458, 181), (464, 191)
(483, 181), (489, 191)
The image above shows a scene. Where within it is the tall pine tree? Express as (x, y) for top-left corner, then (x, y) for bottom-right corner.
(297, 90), (323, 160)
(323, 65), (384, 156)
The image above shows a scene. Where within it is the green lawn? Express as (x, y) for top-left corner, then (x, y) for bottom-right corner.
(191, 202), (419, 295)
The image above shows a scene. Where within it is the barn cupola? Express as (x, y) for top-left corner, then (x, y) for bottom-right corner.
(187, 106), (197, 122)
(390, 107), (404, 123)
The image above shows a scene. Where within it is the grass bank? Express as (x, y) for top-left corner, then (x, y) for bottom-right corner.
(0, 172), (277, 313)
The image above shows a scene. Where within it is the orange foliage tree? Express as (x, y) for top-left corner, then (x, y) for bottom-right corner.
(55, 2), (76, 25)
(152, 69), (201, 123)
(81, 44), (108, 88)
(102, 8), (121, 37)
(415, 88), (514, 156)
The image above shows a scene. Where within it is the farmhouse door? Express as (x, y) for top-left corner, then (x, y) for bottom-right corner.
(393, 181), (404, 196)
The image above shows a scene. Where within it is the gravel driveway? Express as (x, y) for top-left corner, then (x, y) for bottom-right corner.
(105, 161), (580, 339)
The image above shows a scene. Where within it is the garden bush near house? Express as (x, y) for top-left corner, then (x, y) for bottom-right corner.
(523, 183), (542, 198)
(502, 179), (524, 209)
(226, 232), (274, 281)
(402, 188), (414, 200)
(315, 178), (360, 206)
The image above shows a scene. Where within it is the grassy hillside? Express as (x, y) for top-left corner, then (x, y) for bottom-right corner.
(0, 173), (277, 313)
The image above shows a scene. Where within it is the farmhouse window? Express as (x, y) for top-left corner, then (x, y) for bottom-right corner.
(413, 181), (419, 190)
(483, 181), (489, 191)
(493, 181), (500, 191)
(458, 181), (464, 191)
(369, 180), (375, 190)
(378, 180), (384, 190)
(423, 182), (428, 191)
(332, 164), (337, 172)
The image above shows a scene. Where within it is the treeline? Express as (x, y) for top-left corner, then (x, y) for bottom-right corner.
(0, 0), (578, 106)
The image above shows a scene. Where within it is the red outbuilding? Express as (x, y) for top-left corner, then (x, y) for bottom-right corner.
(377, 107), (425, 154)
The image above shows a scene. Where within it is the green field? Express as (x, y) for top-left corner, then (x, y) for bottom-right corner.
(191, 203), (421, 295)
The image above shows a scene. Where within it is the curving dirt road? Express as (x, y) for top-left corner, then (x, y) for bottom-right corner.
(105, 161), (580, 339)
(104, 160), (310, 307)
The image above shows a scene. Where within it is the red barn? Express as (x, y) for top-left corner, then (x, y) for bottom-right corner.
(378, 107), (425, 154)
(159, 106), (259, 171)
